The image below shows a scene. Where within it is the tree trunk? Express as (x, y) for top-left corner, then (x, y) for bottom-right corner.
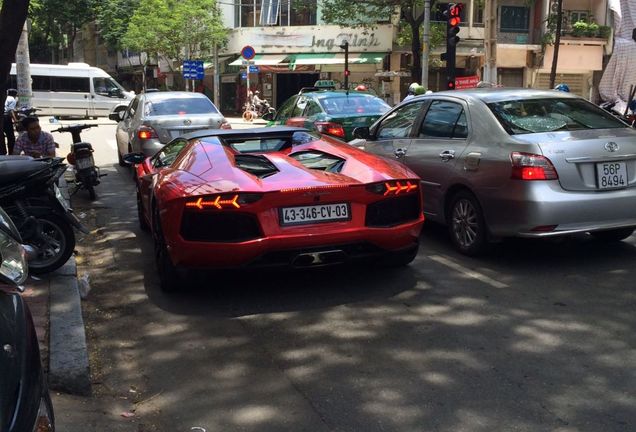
(411, 22), (422, 83)
(0, 0), (30, 136)
(549, 0), (563, 89)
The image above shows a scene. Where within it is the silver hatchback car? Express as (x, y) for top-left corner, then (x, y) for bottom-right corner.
(111, 91), (230, 164)
(355, 89), (636, 255)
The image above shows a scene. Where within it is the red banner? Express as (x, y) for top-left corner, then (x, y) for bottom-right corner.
(455, 75), (480, 89)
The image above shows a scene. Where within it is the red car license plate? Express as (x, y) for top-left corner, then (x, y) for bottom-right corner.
(279, 203), (350, 226)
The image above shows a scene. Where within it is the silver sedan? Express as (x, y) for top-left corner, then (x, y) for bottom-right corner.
(110, 91), (230, 164)
(354, 88), (636, 255)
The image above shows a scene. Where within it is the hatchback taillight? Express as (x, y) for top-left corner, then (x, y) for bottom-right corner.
(510, 152), (558, 180)
(137, 126), (158, 140)
(315, 121), (345, 138)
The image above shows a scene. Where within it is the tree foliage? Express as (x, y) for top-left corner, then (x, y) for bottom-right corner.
(321, 0), (431, 81)
(94, 0), (140, 50)
(122, 0), (227, 69)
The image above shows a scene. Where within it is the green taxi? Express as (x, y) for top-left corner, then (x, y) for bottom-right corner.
(264, 82), (391, 141)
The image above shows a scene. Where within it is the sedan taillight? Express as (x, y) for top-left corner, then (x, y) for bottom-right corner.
(137, 126), (158, 140)
(510, 152), (558, 180)
(315, 121), (345, 138)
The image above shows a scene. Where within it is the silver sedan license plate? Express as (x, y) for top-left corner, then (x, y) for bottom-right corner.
(280, 203), (350, 226)
(596, 161), (628, 189)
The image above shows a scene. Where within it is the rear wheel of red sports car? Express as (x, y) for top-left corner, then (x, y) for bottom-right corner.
(153, 208), (182, 292)
(137, 190), (150, 232)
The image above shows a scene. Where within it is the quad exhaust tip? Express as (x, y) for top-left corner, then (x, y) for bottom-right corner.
(292, 250), (347, 267)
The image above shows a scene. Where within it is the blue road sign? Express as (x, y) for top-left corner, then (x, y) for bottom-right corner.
(183, 60), (204, 80)
(241, 45), (256, 60)
(249, 65), (259, 73)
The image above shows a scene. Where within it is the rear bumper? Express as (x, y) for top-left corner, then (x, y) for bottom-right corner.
(482, 181), (636, 237)
(167, 220), (423, 269)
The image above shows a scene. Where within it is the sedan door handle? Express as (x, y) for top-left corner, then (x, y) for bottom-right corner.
(439, 150), (455, 161)
(394, 148), (407, 159)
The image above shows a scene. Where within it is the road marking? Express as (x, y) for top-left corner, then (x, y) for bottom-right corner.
(428, 254), (509, 289)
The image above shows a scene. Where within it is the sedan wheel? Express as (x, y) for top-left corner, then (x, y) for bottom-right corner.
(448, 191), (488, 256)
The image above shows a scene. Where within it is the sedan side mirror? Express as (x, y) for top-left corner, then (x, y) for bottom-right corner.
(353, 126), (370, 140)
(122, 152), (146, 165)
(262, 111), (275, 121)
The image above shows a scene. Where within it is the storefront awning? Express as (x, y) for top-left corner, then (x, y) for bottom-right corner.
(290, 52), (386, 66)
(228, 54), (289, 66)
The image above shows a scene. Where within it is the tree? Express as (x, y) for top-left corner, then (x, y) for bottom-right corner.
(0, 0), (30, 126)
(547, 0), (563, 89)
(94, 0), (141, 51)
(321, 0), (430, 81)
(122, 0), (227, 89)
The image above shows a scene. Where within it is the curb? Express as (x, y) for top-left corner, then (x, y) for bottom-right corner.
(47, 176), (91, 396)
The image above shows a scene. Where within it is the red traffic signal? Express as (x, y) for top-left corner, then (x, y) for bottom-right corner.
(447, 80), (456, 90)
(344, 70), (350, 77)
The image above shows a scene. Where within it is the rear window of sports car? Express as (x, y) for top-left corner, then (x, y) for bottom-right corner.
(488, 98), (626, 134)
(221, 131), (321, 153)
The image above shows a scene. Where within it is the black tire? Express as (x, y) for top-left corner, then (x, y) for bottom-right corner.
(153, 208), (182, 292)
(385, 244), (419, 267)
(23, 213), (76, 275)
(137, 190), (150, 232)
(590, 228), (635, 242)
(448, 190), (489, 256)
(87, 183), (96, 200)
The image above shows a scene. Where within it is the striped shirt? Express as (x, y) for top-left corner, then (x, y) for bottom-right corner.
(13, 131), (56, 157)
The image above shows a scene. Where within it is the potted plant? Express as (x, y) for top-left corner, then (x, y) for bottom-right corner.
(571, 21), (588, 37)
(586, 22), (599, 37)
(598, 25), (612, 39)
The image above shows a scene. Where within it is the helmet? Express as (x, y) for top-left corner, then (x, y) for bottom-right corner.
(7, 88), (17, 96)
(554, 83), (570, 92)
(413, 85), (426, 95)
(407, 82), (420, 94)
(355, 84), (367, 91)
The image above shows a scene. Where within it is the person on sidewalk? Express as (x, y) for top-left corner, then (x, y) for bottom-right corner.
(2, 88), (18, 155)
(13, 116), (56, 158)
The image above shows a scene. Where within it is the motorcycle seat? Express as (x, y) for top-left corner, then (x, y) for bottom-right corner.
(0, 160), (49, 186)
(71, 142), (93, 151)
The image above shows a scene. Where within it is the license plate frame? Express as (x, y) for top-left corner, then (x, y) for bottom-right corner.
(279, 203), (351, 227)
(596, 161), (628, 190)
(75, 157), (94, 170)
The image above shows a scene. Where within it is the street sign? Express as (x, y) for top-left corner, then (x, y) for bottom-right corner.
(249, 65), (259, 73)
(241, 45), (256, 60)
(454, 75), (480, 89)
(182, 60), (204, 80)
(240, 72), (247, 79)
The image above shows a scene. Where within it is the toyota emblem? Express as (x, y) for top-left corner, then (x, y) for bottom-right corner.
(604, 142), (619, 152)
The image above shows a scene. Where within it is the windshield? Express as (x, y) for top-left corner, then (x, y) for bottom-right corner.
(144, 97), (219, 116)
(488, 98), (626, 134)
(318, 95), (390, 116)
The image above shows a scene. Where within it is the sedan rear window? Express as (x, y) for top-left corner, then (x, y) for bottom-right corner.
(144, 97), (219, 116)
(318, 95), (390, 115)
(488, 98), (626, 134)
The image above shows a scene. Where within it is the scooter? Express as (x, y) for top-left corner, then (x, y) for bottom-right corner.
(52, 124), (103, 200)
(0, 205), (55, 432)
(0, 155), (87, 274)
(14, 106), (41, 132)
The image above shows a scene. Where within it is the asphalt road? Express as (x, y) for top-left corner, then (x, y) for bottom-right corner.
(50, 118), (636, 432)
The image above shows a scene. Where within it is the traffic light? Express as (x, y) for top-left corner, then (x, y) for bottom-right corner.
(442, 3), (463, 90)
(340, 40), (349, 90)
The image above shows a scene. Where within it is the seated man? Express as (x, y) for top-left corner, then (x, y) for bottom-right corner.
(13, 116), (56, 158)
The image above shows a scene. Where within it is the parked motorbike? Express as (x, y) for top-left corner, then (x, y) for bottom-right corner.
(0, 206), (55, 432)
(52, 124), (103, 200)
(242, 101), (275, 122)
(0, 155), (87, 274)
(14, 106), (41, 132)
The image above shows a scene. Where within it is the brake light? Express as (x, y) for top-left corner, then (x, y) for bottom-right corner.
(185, 193), (262, 210)
(315, 121), (345, 138)
(510, 152), (558, 180)
(137, 126), (158, 140)
(366, 180), (419, 196)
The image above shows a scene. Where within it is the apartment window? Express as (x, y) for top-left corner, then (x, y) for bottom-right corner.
(473, 4), (484, 26)
(239, 0), (261, 27)
(237, 0), (316, 27)
(500, 6), (529, 33)
(279, 0), (316, 25)
(260, 0), (280, 25)
(569, 10), (589, 24)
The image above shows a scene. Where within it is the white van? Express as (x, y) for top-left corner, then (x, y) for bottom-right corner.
(9, 63), (135, 118)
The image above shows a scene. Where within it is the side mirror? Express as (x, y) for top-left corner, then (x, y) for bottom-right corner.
(109, 111), (124, 122)
(353, 126), (370, 140)
(122, 152), (146, 165)
(262, 111), (275, 121)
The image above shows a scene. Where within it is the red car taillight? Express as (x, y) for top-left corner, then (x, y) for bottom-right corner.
(315, 121), (345, 138)
(366, 180), (419, 196)
(510, 152), (558, 180)
(184, 193), (262, 210)
(137, 126), (158, 140)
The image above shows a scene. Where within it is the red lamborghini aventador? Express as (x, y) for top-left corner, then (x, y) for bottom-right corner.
(128, 127), (424, 291)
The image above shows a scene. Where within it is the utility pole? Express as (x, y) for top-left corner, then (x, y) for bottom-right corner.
(421, 0), (431, 88)
(483, 0), (498, 84)
(213, 43), (220, 107)
(15, 20), (32, 107)
(548, 0), (563, 89)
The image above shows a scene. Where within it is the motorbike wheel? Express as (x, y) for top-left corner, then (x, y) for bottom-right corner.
(86, 183), (96, 200)
(24, 213), (76, 275)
